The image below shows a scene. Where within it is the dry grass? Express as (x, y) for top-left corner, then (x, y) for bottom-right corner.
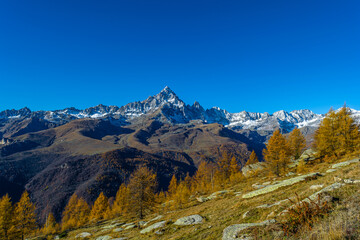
(50, 155), (360, 240)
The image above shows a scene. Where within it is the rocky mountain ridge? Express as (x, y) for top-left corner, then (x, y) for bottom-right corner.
(3, 86), (354, 135)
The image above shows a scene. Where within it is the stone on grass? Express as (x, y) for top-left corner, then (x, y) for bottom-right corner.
(113, 228), (123, 232)
(344, 179), (360, 184)
(310, 184), (324, 190)
(242, 172), (321, 199)
(196, 196), (208, 203)
(124, 224), (136, 230)
(222, 220), (276, 240)
(75, 232), (92, 238)
(96, 236), (112, 240)
(326, 169), (337, 173)
(174, 214), (203, 225)
(332, 158), (360, 169)
(242, 162), (267, 177)
(140, 221), (166, 234)
(207, 190), (229, 200)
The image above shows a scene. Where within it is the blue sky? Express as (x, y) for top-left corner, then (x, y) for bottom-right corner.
(0, 0), (359, 114)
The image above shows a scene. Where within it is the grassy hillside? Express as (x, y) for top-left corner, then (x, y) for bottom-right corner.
(37, 153), (360, 240)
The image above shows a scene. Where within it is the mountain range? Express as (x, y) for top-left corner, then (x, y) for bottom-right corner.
(0, 86), (359, 223)
(4, 86), (357, 137)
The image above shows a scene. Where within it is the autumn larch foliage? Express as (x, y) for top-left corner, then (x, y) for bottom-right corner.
(41, 212), (58, 235)
(112, 184), (130, 217)
(263, 129), (290, 176)
(0, 194), (13, 240)
(193, 161), (216, 194)
(127, 166), (158, 219)
(314, 107), (360, 159)
(90, 192), (110, 222)
(11, 191), (37, 240)
(246, 150), (259, 166)
(287, 128), (306, 159)
(61, 194), (90, 230)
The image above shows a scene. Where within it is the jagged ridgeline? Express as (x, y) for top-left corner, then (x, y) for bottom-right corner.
(0, 87), (360, 239)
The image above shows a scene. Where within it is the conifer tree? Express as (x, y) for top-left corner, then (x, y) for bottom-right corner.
(215, 152), (232, 187)
(246, 150), (259, 166)
(167, 174), (178, 199)
(314, 107), (360, 158)
(0, 194), (13, 240)
(229, 156), (243, 183)
(287, 128), (306, 159)
(90, 192), (110, 222)
(11, 191), (37, 240)
(112, 184), (129, 217)
(263, 129), (290, 176)
(172, 181), (190, 209)
(62, 194), (90, 230)
(76, 197), (91, 226)
(193, 161), (216, 193)
(127, 166), (157, 219)
(42, 212), (58, 235)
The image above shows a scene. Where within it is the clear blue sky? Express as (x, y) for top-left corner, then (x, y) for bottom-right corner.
(0, 0), (359, 114)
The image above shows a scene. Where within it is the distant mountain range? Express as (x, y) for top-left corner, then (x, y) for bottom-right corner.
(3, 86), (358, 135)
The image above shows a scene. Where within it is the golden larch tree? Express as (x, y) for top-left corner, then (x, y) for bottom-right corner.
(0, 194), (13, 240)
(193, 161), (215, 194)
(112, 184), (130, 217)
(61, 194), (90, 230)
(172, 180), (190, 209)
(90, 192), (110, 222)
(127, 166), (157, 219)
(287, 128), (306, 159)
(42, 212), (58, 235)
(314, 107), (360, 159)
(229, 156), (243, 184)
(11, 191), (37, 240)
(263, 129), (290, 176)
(246, 150), (259, 166)
(167, 174), (178, 200)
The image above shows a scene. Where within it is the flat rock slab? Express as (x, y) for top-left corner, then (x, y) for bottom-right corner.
(124, 224), (136, 230)
(96, 236), (113, 240)
(332, 158), (359, 169)
(75, 232), (92, 238)
(222, 220), (276, 240)
(174, 214), (203, 225)
(140, 221), (166, 234)
(113, 228), (123, 232)
(242, 172), (320, 199)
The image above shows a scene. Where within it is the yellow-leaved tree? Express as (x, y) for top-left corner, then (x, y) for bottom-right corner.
(287, 128), (306, 159)
(112, 184), (130, 217)
(127, 166), (157, 219)
(314, 107), (360, 159)
(90, 192), (110, 222)
(42, 212), (58, 235)
(167, 174), (178, 200)
(263, 130), (290, 176)
(246, 150), (259, 166)
(0, 194), (13, 240)
(193, 161), (215, 194)
(11, 191), (37, 240)
(229, 156), (243, 184)
(172, 180), (191, 209)
(61, 194), (90, 230)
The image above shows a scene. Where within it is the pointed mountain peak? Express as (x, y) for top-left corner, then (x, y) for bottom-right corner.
(155, 86), (181, 103)
(160, 86), (175, 94)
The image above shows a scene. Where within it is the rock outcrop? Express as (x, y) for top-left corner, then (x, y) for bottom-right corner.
(174, 214), (203, 225)
(242, 172), (321, 199)
(222, 219), (276, 240)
